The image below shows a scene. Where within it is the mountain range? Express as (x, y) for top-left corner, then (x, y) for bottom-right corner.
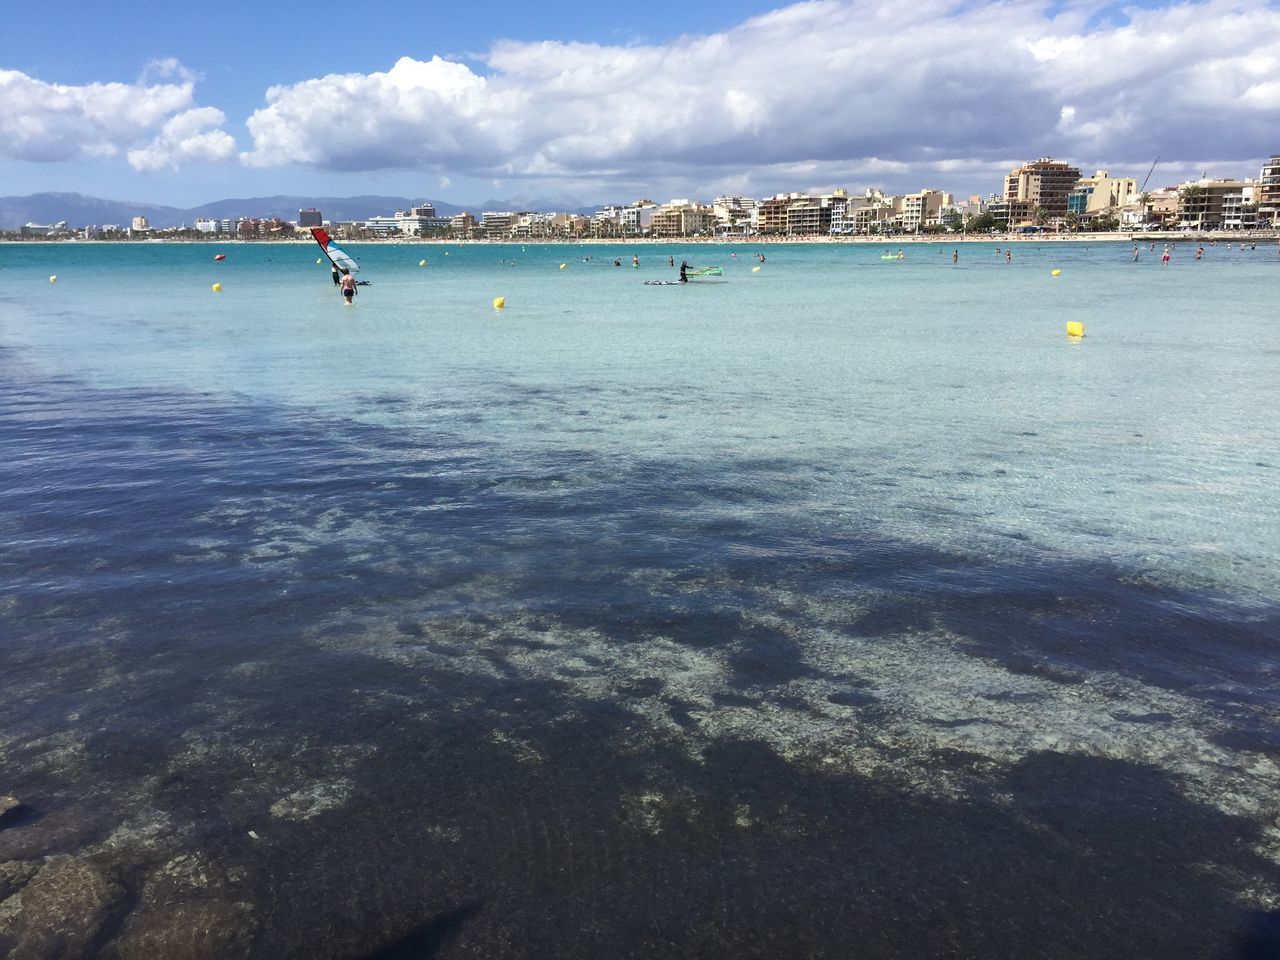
(0, 193), (602, 229)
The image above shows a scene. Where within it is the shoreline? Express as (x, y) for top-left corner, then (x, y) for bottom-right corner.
(5, 231), (1279, 246)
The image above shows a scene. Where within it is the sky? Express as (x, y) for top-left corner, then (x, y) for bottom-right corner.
(4, 0), (1280, 208)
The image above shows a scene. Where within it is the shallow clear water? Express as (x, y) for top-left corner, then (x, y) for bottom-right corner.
(1, 240), (1278, 958)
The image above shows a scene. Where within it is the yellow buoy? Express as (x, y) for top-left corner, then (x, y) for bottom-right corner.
(419, 259), (426, 267)
(316, 258), (322, 264)
(49, 275), (58, 283)
(1051, 268), (1062, 277)
(1066, 321), (1084, 338)
(559, 263), (567, 270)
(212, 282), (222, 293)
(492, 297), (506, 309)
(752, 266), (761, 273)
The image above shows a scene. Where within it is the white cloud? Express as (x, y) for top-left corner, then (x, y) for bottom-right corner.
(127, 107), (237, 171)
(0, 65), (233, 170)
(237, 0), (1280, 194)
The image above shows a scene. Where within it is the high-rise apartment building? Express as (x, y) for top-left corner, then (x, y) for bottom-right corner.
(1258, 155), (1280, 225)
(298, 208), (323, 227)
(1004, 158), (1082, 222)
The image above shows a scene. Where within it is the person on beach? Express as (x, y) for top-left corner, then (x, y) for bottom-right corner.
(339, 270), (357, 303)
(331, 264), (341, 286)
(679, 260), (689, 283)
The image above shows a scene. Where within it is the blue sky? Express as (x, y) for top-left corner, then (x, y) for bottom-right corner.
(5, 0), (1279, 207)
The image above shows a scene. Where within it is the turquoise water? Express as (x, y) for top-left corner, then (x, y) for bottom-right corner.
(6, 240), (1279, 597)
(2, 239), (1279, 957)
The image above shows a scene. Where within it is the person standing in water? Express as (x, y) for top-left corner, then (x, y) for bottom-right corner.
(952, 250), (958, 264)
(331, 263), (341, 286)
(339, 270), (357, 304)
(632, 255), (639, 268)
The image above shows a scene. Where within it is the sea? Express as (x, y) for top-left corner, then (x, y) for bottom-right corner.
(1, 239), (1277, 958)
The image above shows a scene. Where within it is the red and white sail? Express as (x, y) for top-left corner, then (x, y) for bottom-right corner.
(310, 227), (360, 274)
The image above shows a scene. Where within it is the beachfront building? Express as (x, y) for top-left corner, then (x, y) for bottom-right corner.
(20, 221), (71, 238)
(1175, 179), (1257, 230)
(551, 213), (591, 238)
(449, 212), (477, 237)
(619, 202), (657, 235)
(785, 191), (847, 235)
(712, 196), (758, 237)
(1256, 156), (1280, 226)
(591, 205), (626, 237)
(592, 201), (657, 237)
(895, 189), (953, 232)
(510, 212), (552, 239)
(756, 194), (805, 234)
(194, 218), (222, 234)
(510, 211), (587, 239)
(298, 208), (323, 228)
(1067, 170), (1138, 221)
(1004, 158), (1082, 223)
(830, 189), (893, 235)
(951, 195), (986, 229)
(1219, 183), (1258, 230)
(365, 204), (450, 237)
(651, 200), (715, 237)
(131, 215), (150, 232)
(481, 211), (517, 238)
(1120, 187), (1179, 229)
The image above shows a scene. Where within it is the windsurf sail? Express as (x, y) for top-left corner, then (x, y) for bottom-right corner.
(687, 266), (724, 277)
(311, 227), (360, 275)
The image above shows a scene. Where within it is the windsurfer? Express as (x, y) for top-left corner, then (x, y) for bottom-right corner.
(679, 260), (689, 283)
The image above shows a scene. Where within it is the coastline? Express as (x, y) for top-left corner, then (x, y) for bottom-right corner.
(5, 231), (1279, 246)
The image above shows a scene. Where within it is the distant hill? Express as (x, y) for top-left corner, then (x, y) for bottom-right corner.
(0, 192), (186, 229)
(0, 192), (601, 229)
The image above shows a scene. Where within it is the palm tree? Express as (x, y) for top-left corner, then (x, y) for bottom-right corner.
(1179, 184), (1206, 229)
(1137, 191), (1152, 227)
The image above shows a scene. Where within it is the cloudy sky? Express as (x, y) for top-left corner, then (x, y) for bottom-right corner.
(5, 0), (1279, 206)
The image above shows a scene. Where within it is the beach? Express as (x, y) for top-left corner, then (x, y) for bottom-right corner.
(1, 241), (1278, 958)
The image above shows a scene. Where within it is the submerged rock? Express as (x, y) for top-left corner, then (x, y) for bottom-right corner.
(0, 859), (38, 900)
(115, 900), (254, 960)
(11, 855), (125, 959)
(0, 796), (20, 824)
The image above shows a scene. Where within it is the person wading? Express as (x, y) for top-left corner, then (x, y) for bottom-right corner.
(339, 270), (357, 304)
